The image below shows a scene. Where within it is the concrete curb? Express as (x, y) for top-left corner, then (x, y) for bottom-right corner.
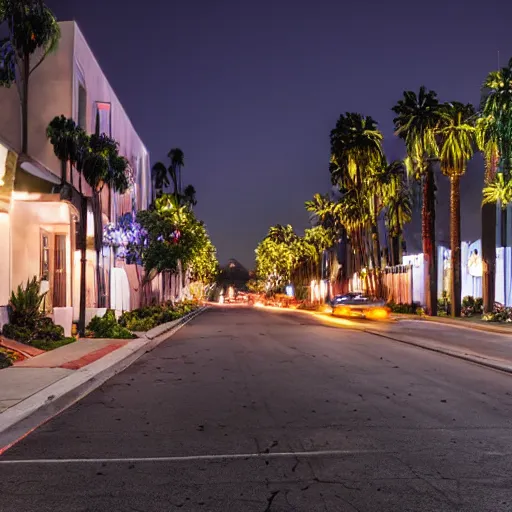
(0, 306), (208, 454)
(364, 328), (512, 375)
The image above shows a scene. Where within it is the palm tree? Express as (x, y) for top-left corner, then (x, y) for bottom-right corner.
(438, 102), (476, 317)
(46, 115), (90, 335)
(392, 87), (446, 315)
(330, 112), (385, 295)
(168, 148), (184, 196)
(381, 160), (412, 266)
(46, 115), (77, 183)
(151, 162), (169, 199)
(183, 184), (197, 207)
(0, 0), (60, 154)
(480, 58), (512, 311)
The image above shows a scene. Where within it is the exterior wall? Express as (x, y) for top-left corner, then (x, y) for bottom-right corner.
(0, 26), (74, 175)
(71, 22), (151, 212)
(0, 211), (10, 305)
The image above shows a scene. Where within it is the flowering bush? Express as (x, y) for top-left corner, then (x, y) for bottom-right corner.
(103, 214), (148, 264)
(482, 302), (512, 323)
(461, 296), (483, 317)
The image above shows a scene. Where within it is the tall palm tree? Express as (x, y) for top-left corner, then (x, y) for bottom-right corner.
(392, 86), (446, 315)
(330, 112), (385, 295)
(0, 0), (60, 154)
(183, 184), (197, 207)
(46, 115), (77, 183)
(168, 148), (184, 196)
(438, 102), (476, 317)
(47, 115), (90, 335)
(381, 160), (412, 266)
(480, 58), (512, 311)
(151, 162), (169, 199)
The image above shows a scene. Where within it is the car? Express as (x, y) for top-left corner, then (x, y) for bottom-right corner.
(331, 292), (390, 320)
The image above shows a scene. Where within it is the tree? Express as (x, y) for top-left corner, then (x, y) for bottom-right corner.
(329, 112), (386, 295)
(479, 57), (512, 312)
(392, 87), (446, 315)
(169, 148), (184, 196)
(83, 134), (130, 307)
(438, 102), (476, 317)
(151, 161), (169, 198)
(46, 115), (90, 335)
(0, 0), (60, 154)
(183, 184), (197, 207)
(381, 160), (412, 266)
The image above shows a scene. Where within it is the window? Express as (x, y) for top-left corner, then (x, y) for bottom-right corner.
(78, 84), (87, 129)
(93, 101), (111, 136)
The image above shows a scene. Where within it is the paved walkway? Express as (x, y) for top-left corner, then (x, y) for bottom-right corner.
(0, 339), (129, 415)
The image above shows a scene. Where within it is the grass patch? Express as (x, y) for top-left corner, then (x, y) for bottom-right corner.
(30, 337), (76, 351)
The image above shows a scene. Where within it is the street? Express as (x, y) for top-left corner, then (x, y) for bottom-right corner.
(1, 307), (512, 511)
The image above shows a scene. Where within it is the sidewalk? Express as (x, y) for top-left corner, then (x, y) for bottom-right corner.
(392, 313), (512, 335)
(0, 306), (207, 453)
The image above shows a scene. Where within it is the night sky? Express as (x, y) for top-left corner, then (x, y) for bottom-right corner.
(47, 0), (512, 268)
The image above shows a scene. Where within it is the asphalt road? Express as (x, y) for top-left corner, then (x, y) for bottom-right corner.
(1, 307), (512, 511)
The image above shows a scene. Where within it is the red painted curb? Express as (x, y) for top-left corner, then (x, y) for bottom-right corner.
(60, 342), (127, 370)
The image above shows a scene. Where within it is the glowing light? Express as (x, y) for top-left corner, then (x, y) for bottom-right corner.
(333, 306), (351, 317)
(254, 301), (264, 308)
(365, 307), (390, 320)
(285, 285), (294, 297)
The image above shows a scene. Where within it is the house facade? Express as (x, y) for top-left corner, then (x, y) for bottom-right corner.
(0, 21), (151, 333)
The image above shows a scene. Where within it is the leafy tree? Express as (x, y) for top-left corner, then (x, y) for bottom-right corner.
(46, 115), (90, 335)
(392, 87), (446, 315)
(479, 57), (512, 312)
(0, 0), (60, 153)
(438, 102), (476, 317)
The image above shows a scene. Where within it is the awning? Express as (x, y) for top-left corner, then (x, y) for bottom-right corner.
(19, 159), (60, 186)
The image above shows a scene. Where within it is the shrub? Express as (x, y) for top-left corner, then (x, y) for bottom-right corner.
(0, 347), (22, 369)
(438, 291), (451, 316)
(8, 277), (46, 328)
(461, 296), (483, 317)
(0, 352), (12, 369)
(482, 302), (512, 323)
(387, 302), (420, 314)
(2, 323), (32, 344)
(87, 310), (135, 339)
(118, 301), (198, 332)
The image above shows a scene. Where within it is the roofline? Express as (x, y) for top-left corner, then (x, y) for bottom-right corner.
(60, 20), (149, 156)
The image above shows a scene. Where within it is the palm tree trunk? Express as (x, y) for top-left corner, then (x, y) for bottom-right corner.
(423, 165), (437, 316)
(78, 196), (87, 336)
(21, 55), (30, 155)
(450, 175), (461, 317)
(60, 159), (67, 184)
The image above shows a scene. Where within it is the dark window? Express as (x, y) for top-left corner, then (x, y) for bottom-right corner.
(78, 84), (87, 129)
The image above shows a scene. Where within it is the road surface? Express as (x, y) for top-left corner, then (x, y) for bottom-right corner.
(1, 307), (512, 511)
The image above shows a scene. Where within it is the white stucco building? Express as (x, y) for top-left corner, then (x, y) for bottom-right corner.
(0, 21), (151, 331)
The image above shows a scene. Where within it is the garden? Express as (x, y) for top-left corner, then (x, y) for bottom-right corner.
(0, 277), (201, 368)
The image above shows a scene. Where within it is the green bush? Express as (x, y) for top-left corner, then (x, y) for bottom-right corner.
(461, 296), (483, 317)
(2, 276), (74, 349)
(8, 277), (46, 328)
(87, 310), (135, 339)
(118, 301), (198, 332)
(387, 302), (420, 314)
(0, 352), (12, 369)
(124, 317), (157, 332)
(2, 323), (32, 343)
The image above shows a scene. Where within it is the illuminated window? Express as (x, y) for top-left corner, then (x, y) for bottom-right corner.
(93, 101), (112, 136)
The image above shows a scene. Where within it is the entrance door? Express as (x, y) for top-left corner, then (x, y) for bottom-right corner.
(53, 234), (66, 307)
